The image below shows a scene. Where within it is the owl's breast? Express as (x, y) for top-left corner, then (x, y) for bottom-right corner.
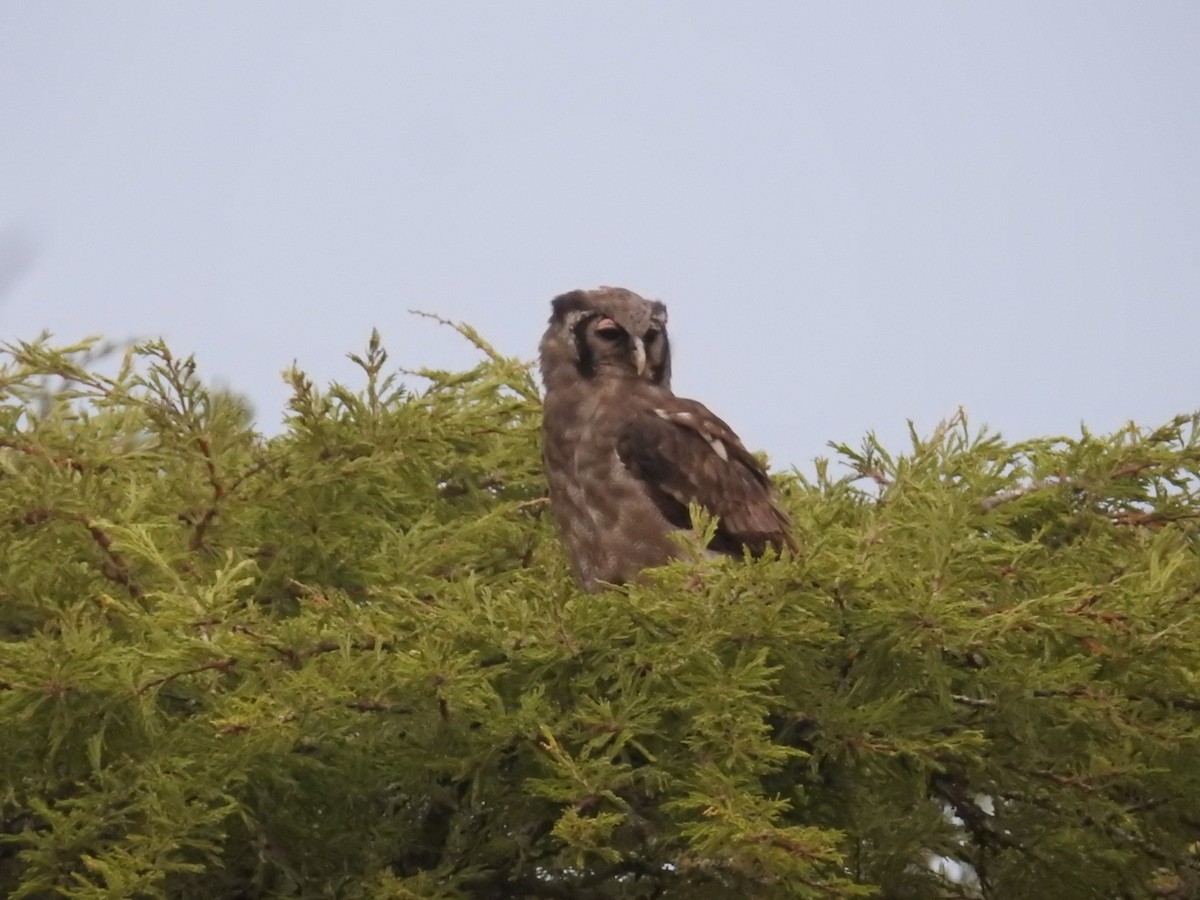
(542, 387), (681, 589)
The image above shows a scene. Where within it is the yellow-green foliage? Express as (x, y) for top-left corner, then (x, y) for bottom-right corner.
(1, 326), (1198, 899)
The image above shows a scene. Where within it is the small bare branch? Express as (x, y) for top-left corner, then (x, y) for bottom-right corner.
(981, 477), (1067, 513)
(0, 438), (88, 473)
(135, 657), (237, 696)
(78, 515), (144, 599)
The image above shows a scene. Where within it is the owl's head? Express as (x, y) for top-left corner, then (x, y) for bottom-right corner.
(539, 287), (671, 391)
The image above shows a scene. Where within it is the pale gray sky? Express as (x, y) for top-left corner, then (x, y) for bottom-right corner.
(2, 3), (1197, 471)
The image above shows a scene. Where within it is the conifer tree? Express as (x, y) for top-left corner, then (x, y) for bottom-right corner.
(1, 323), (1197, 898)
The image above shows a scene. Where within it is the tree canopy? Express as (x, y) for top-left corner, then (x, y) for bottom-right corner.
(1, 324), (1198, 899)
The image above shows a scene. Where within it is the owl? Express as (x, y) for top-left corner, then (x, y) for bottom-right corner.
(539, 287), (794, 592)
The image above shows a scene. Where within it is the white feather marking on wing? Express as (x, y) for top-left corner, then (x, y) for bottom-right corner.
(656, 408), (693, 422)
(707, 437), (729, 461)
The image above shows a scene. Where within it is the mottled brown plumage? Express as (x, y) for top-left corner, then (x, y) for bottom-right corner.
(539, 287), (794, 591)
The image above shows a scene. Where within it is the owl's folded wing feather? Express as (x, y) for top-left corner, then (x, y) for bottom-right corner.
(615, 397), (796, 556)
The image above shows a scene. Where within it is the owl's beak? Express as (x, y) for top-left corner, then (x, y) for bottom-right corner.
(631, 338), (647, 376)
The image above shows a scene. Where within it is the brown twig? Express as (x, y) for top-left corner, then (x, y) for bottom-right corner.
(0, 438), (87, 473)
(858, 465), (891, 488)
(1110, 509), (1200, 528)
(980, 477), (1067, 513)
(187, 435), (224, 551)
(226, 454), (276, 495)
(302, 636), (386, 660)
(78, 515), (144, 599)
(15, 508), (144, 598)
(232, 625), (300, 666)
(1110, 461), (1158, 479)
(134, 657), (237, 696)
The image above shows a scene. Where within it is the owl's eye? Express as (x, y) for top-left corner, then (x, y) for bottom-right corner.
(644, 329), (659, 345)
(594, 318), (624, 340)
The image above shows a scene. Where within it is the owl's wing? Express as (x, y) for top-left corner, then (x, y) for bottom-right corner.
(616, 396), (796, 556)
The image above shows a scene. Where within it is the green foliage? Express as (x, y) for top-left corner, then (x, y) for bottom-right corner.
(1, 323), (1198, 899)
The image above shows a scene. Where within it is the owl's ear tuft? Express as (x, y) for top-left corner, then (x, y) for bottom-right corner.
(551, 291), (592, 320)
